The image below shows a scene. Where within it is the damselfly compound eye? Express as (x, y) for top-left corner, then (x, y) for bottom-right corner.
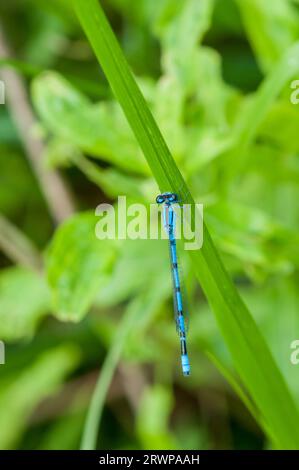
(156, 195), (164, 204)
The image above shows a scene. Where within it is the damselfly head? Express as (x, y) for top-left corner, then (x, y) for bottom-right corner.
(156, 192), (178, 204)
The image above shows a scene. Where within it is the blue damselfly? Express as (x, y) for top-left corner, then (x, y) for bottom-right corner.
(156, 192), (191, 376)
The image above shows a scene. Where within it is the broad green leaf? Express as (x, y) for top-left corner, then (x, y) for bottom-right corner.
(0, 345), (79, 449)
(46, 212), (116, 321)
(43, 138), (80, 169)
(74, 0), (299, 448)
(152, 0), (216, 161)
(109, 0), (177, 31)
(32, 72), (149, 174)
(192, 47), (233, 130)
(228, 145), (299, 232)
(153, 74), (185, 159)
(241, 142), (299, 187)
(154, 47), (235, 169)
(259, 101), (299, 153)
(185, 127), (233, 173)
(44, 138), (146, 199)
(0, 267), (50, 341)
(159, 0), (214, 84)
(206, 200), (299, 278)
(183, 48), (236, 172)
(95, 239), (169, 308)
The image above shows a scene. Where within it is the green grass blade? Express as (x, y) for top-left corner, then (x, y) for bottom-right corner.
(206, 351), (278, 447)
(235, 0), (299, 72)
(74, 0), (299, 448)
(81, 283), (168, 450)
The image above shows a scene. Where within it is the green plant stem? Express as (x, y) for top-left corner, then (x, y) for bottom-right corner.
(80, 284), (164, 450)
(74, 0), (299, 448)
(0, 214), (42, 271)
(0, 58), (109, 99)
(0, 25), (75, 224)
(80, 301), (138, 449)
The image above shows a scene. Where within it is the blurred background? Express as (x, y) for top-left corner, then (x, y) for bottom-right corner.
(1, 0), (299, 450)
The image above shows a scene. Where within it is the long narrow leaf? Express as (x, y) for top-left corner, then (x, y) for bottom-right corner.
(81, 280), (169, 449)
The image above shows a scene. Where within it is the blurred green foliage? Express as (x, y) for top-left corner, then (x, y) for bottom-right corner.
(1, 0), (299, 450)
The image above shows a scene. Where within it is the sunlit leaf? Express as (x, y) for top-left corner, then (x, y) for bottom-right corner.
(0, 345), (79, 449)
(0, 267), (50, 340)
(46, 212), (117, 321)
